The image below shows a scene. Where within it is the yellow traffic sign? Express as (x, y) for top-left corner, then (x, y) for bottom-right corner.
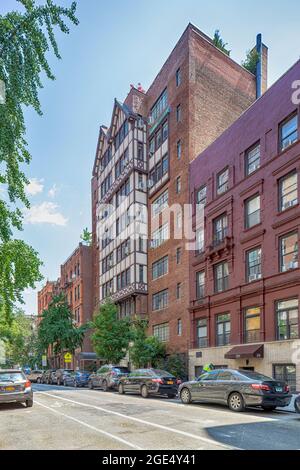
(64, 352), (72, 363)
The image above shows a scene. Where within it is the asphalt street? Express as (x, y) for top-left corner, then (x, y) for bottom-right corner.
(0, 384), (299, 450)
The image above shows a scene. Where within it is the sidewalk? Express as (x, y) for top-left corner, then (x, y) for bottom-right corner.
(278, 394), (297, 413)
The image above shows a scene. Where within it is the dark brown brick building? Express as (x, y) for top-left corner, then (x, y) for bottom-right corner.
(189, 59), (300, 392)
(145, 24), (258, 363)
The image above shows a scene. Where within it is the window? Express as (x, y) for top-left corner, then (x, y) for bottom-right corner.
(162, 121), (168, 142)
(152, 289), (168, 311)
(152, 255), (168, 280)
(155, 128), (162, 149)
(216, 314), (231, 346)
(196, 185), (207, 208)
(176, 67), (181, 87)
(116, 239), (130, 263)
(276, 299), (299, 340)
(149, 137), (155, 156)
(102, 279), (113, 299)
(245, 143), (260, 176)
(177, 319), (182, 336)
(150, 89), (168, 124)
(151, 223), (169, 249)
(197, 318), (208, 348)
(176, 176), (181, 194)
(101, 172), (113, 199)
(280, 113), (298, 151)
(280, 232), (298, 272)
(176, 104), (181, 122)
(176, 247), (182, 264)
(152, 189), (168, 216)
(273, 364), (297, 393)
(176, 283), (182, 299)
(149, 154), (168, 188)
(116, 178), (130, 207)
(214, 262), (229, 293)
(195, 228), (204, 254)
(137, 142), (144, 161)
(244, 307), (261, 343)
(246, 247), (262, 283)
(153, 323), (169, 342)
(114, 120), (129, 150)
(279, 171), (298, 212)
(177, 140), (182, 160)
(245, 194), (261, 228)
(139, 265), (144, 283)
(117, 268), (131, 290)
(196, 271), (205, 299)
(213, 213), (228, 245)
(217, 168), (229, 195)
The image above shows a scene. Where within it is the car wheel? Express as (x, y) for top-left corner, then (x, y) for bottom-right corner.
(168, 394), (176, 399)
(102, 380), (108, 392)
(141, 385), (149, 398)
(228, 392), (245, 412)
(26, 399), (33, 408)
(88, 381), (93, 390)
(63, 380), (67, 387)
(118, 383), (125, 395)
(262, 405), (277, 411)
(180, 388), (192, 404)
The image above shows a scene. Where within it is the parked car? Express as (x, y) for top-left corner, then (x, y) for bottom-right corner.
(27, 370), (44, 384)
(295, 394), (300, 413)
(0, 369), (33, 408)
(118, 368), (180, 398)
(41, 369), (56, 384)
(179, 369), (292, 412)
(53, 369), (74, 386)
(63, 371), (91, 387)
(88, 365), (130, 391)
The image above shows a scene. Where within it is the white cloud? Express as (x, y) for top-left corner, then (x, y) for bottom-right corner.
(48, 183), (58, 198)
(24, 202), (68, 226)
(26, 178), (44, 196)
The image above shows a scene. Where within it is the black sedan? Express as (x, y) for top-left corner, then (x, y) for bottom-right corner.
(118, 369), (180, 399)
(178, 369), (292, 412)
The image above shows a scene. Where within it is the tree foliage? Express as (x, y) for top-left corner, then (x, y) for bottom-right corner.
(80, 227), (92, 246)
(91, 300), (131, 364)
(38, 293), (88, 357)
(0, 1), (79, 319)
(242, 48), (259, 74)
(157, 354), (187, 379)
(129, 318), (166, 368)
(212, 29), (231, 56)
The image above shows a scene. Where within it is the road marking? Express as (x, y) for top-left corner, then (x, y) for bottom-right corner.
(37, 391), (237, 450)
(34, 399), (143, 450)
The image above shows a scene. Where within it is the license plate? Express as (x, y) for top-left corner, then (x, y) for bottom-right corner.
(167, 381), (174, 385)
(5, 386), (15, 392)
(275, 387), (283, 393)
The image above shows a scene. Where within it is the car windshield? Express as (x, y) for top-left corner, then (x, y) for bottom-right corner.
(239, 370), (274, 381)
(0, 372), (25, 383)
(152, 370), (174, 377)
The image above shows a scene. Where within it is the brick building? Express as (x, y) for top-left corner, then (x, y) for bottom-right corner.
(37, 243), (94, 369)
(189, 59), (300, 392)
(145, 24), (259, 364)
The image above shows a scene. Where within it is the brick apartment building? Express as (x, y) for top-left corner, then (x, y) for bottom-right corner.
(145, 24), (260, 364)
(189, 59), (300, 392)
(37, 243), (94, 369)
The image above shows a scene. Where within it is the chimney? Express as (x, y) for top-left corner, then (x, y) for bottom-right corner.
(256, 34), (268, 98)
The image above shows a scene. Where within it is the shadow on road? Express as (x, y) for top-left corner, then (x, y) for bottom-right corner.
(205, 417), (300, 450)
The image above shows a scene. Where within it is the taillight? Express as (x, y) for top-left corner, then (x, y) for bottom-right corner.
(251, 383), (271, 392)
(25, 380), (31, 388)
(152, 378), (163, 384)
(176, 379), (182, 385)
(285, 385), (290, 393)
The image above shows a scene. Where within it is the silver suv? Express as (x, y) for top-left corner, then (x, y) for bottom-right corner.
(0, 369), (33, 408)
(88, 365), (130, 391)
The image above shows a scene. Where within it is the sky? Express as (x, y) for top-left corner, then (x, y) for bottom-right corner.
(1, 0), (300, 315)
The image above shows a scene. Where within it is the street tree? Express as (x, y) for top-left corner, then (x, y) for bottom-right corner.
(0, 0), (79, 319)
(38, 293), (88, 360)
(91, 300), (131, 364)
(129, 318), (166, 368)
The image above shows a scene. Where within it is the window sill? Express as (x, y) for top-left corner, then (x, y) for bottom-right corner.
(243, 222), (262, 233)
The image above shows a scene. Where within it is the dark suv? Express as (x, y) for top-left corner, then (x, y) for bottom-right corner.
(88, 365), (130, 391)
